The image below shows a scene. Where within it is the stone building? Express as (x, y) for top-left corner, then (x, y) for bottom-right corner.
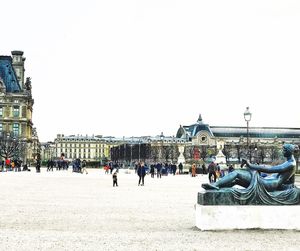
(176, 114), (300, 164)
(111, 114), (300, 166)
(53, 134), (119, 164)
(0, 51), (38, 163)
(54, 114), (300, 167)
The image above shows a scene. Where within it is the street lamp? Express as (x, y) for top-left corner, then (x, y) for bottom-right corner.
(130, 136), (133, 167)
(244, 107), (252, 158)
(123, 136), (126, 167)
(138, 139), (141, 163)
(160, 132), (164, 162)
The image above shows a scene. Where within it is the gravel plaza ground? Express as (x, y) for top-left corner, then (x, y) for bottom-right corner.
(0, 168), (300, 251)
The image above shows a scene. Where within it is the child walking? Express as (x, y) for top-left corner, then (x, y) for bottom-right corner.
(112, 170), (118, 187)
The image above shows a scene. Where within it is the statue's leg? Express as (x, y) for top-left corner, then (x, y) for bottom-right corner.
(211, 171), (238, 188)
(214, 169), (252, 189)
(202, 172), (238, 190)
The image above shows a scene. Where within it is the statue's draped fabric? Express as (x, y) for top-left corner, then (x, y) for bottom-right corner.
(229, 171), (300, 205)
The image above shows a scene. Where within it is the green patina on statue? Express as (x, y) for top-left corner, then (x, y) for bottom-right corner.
(201, 144), (300, 205)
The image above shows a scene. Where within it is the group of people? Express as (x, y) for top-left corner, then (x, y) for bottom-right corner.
(140, 162), (179, 178)
(103, 162), (120, 175)
(4, 143), (297, 198)
(110, 161), (178, 187)
(1, 158), (27, 172)
(46, 158), (88, 174)
(111, 162), (147, 187)
(46, 159), (69, 171)
(189, 161), (236, 182)
(206, 162), (235, 183)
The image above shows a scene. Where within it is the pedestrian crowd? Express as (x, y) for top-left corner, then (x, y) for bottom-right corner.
(207, 161), (235, 183)
(103, 161), (186, 187)
(2, 156), (237, 189)
(0, 158), (23, 172)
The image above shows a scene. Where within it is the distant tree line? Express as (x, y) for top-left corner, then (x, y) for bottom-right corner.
(110, 142), (300, 172)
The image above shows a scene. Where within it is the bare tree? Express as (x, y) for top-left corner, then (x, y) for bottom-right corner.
(170, 145), (179, 163)
(200, 145), (208, 160)
(162, 145), (173, 163)
(0, 134), (26, 160)
(257, 145), (267, 164)
(236, 144), (242, 163)
(207, 146), (217, 159)
(269, 144), (281, 162)
(150, 145), (160, 163)
(183, 145), (194, 163)
(222, 144), (232, 162)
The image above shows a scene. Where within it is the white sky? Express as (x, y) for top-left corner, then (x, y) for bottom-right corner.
(1, 0), (300, 142)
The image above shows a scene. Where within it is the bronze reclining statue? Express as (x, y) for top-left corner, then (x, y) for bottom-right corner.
(201, 144), (300, 205)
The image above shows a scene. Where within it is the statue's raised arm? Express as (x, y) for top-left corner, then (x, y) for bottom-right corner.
(242, 144), (296, 174)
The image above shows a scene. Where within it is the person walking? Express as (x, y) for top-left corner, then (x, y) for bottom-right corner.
(150, 164), (155, 178)
(112, 170), (118, 187)
(36, 158), (41, 173)
(49, 160), (54, 171)
(104, 165), (110, 174)
(202, 163), (207, 174)
(11, 161), (15, 172)
(191, 163), (196, 177)
(81, 160), (88, 174)
(172, 163), (177, 175)
(137, 162), (146, 186)
(216, 163), (221, 180)
(208, 161), (217, 183)
(5, 158), (11, 171)
(156, 163), (162, 178)
(47, 159), (51, 171)
(178, 162), (183, 174)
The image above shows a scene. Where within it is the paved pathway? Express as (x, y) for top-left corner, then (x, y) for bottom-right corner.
(0, 169), (299, 250)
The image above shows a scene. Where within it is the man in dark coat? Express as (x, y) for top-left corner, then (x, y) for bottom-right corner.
(208, 161), (217, 183)
(137, 162), (146, 186)
(178, 162), (183, 174)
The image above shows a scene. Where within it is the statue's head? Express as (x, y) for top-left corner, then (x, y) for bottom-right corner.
(283, 144), (296, 157)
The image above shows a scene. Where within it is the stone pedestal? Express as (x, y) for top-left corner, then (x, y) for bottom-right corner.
(195, 204), (300, 230)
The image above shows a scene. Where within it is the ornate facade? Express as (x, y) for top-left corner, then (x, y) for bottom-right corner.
(177, 114), (300, 164)
(52, 115), (300, 167)
(53, 134), (118, 164)
(111, 114), (300, 166)
(0, 51), (39, 164)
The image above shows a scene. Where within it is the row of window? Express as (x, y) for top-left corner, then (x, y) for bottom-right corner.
(57, 152), (92, 159)
(58, 138), (111, 142)
(0, 106), (23, 117)
(0, 123), (20, 136)
(57, 143), (106, 148)
(57, 148), (104, 154)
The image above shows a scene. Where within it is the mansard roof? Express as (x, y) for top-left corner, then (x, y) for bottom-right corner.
(176, 114), (214, 139)
(211, 126), (300, 139)
(0, 56), (21, 93)
(177, 114), (300, 140)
